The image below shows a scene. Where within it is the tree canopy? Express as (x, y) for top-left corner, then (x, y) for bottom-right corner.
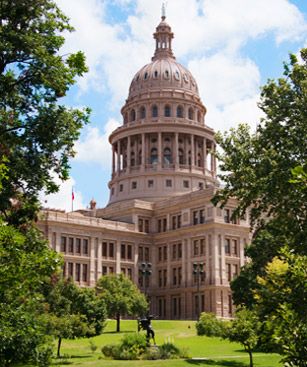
(212, 48), (307, 366)
(0, 0), (90, 224)
(96, 274), (148, 332)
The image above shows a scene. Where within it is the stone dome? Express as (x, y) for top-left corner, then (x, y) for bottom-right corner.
(128, 58), (199, 98)
(128, 16), (199, 99)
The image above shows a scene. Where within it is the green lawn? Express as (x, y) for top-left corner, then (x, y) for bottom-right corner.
(47, 320), (281, 367)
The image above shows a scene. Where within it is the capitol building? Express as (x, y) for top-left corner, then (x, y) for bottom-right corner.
(39, 14), (249, 320)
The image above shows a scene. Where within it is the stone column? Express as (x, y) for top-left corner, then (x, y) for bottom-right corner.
(97, 238), (102, 280)
(116, 241), (121, 274)
(203, 138), (207, 173)
(174, 132), (179, 169)
(158, 132), (162, 169)
(141, 133), (145, 172)
(134, 244), (139, 284)
(117, 140), (121, 173)
(127, 136), (131, 173)
(191, 134), (195, 171)
(89, 237), (96, 286)
(112, 145), (115, 174)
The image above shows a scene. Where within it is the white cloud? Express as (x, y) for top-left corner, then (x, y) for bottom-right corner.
(40, 176), (85, 212)
(74, 118), (121, 166)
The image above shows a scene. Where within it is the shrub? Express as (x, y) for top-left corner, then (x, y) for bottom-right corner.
(159, 342), (189, 359)
(196, 312), (225, 337)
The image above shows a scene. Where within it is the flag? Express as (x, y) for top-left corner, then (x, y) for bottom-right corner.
(72, 189), (75, 201)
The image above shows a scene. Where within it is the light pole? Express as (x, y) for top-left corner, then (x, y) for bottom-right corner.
(193, 262), (204, 319)
(139, 262), (152, 298)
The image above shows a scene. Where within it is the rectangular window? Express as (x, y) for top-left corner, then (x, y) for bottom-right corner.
(163, 218), (167, 231)
(68, 262), (73, 277)
(178, 267), (182, 285)
(232, 239), (238, 256)
(172, 244), (177, 260)
(178, 243), (182, 259)
(102, 242), (107, 257)
(148, 180), (154, 188)
(138, 218), (143, 232)
(102, 266), (107, 276)
(158, 270), (162, 287)
(144, 247), (149, 262)
(163, 246), (167, 261)
(193, 240), (199, 256)
(172, 216), (176, 230)
(227, 263), (231, 282)
(68, 237), (74, 253)
(119, 184), (123, 192)
(183, 180), (189, 188)
(225, 238), (231, 255)
(75, 263), (81, 281)
(166, 179), (172, 187)
(158, 219), (162, 233)
(172, 268), (177, 285)
(199, 182), (204, 189)
(109, 266), (114, 273)
(60, 236), (67, 252)
(75, 238), (81, 254)
(127, 244), (132, 260)
(163, 269), (167, 287)
(224, 209), (230, 223)
(199, 210), (205, 224)
(109, 242), (114, 258)
(144, 219), (149, 233)
(177, 215), (181, 228)
(82, 264), (88, 282)
(131, 181), (137, 189)
(200, 238), (205, 255)
(193, 211), (198, 225)
(121, 244), (126, 259)
(83, 239), (89, 255)
(127, 268), (132, 279)
(139, 246), (144, 261)
(158, 247), (162, 262)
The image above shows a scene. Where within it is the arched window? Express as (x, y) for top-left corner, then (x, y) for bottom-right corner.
(179, 148), (184, 165)
(164, 105), (171, 117)
(177, 105), (183, 118)
(197, 153), (202, 167)
(164, 147), (172, 165)
(197, 111), (201, 123)
(154, 70), (158, 78)
(124, 113), (128, 124)
(130, 109), (136, 122)
(188, 150), (191, 165)
(150, 148), (158, 164)
(188, 107), (194, 120)
(152, 105), (158, 118)
(140, 106), (146, 119)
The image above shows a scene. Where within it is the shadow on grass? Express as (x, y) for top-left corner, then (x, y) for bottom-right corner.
(103, 330), (136, 334)
(186, 359), (248, 367)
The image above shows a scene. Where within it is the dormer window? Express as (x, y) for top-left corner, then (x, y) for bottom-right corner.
(174, 71), (180, 80)
(164, 70), (170, 79)
(154, 70), (158, 78)
(144, 72), (148, 80)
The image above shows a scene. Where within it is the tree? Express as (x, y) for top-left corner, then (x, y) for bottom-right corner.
(96, 273), (148, 332)
(224, 308), (260, 367)
(0, 0), (90, 224)
(212, 48), (307, 365)
(45, 277), (106, 357)
(255, 249), (307, 367)
(0, 224), (60, 366)
(195, 312), (225, 337)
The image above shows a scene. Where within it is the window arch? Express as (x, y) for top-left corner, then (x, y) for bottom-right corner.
(164, 104), (171, 117)
(177, 105), (183, 118)
(164, 147), (172, 165)
(130, 109), (136, 122)
(197, 111), (201, 123)
(188, 107), (194, 120)
(150, 148), (158, 164)
(152, 105), (158, 118)
(140, 106), (146, 119)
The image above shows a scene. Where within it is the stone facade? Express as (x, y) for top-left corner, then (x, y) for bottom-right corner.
(38, 15), (249, 320)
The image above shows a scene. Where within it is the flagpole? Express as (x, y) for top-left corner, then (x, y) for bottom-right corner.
(71, 186), (74, 212)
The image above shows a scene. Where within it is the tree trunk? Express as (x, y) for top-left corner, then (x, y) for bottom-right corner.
(116, 313), (120, 332)
(248, 347), (253, 367)
(57, 337), (62, 358)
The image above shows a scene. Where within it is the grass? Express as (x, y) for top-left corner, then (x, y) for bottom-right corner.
(45, 320), (281, 367)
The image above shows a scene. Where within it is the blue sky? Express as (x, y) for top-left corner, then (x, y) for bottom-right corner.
(41, 0), (307, 211)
